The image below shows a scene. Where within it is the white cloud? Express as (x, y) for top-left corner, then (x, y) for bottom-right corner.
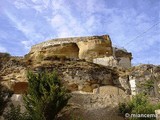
(4, 10), (45, 50)
(47, 0), (160, 56)
(0, 45), (7, 52)
(2, 0), (159, 64)
(51, 14), (66, 28)
(14, 0), (29, 9)
(5, 11), (32, 35)
(14, 0), (50, 13)
(21, 40), (33, 50)
(48, 0), (104, 37)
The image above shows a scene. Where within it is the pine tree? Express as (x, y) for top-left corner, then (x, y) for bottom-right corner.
(23, 71), (71, 120)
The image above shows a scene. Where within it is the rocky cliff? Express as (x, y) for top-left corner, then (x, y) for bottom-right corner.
(0, 35), (159, 120)
(26, 35), (132, 69)
(0, 54), (27, 90)
(26, 35), (113, 63)
(129, 64), (160, 96)
(0, 55), (129, 93)
(0, 35), (147, 94)
(23, 34), (159, 97)
(0, 50), (131, 120)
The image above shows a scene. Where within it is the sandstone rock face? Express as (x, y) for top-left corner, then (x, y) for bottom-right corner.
(26, 35), (133, 68)
(0, 57), (27, 89)
(33, 61), (118, 92)
(118, 57), (131, 68)
(0, 54), (131, 94)
(77, 35), (112, 61)
(93, 85), (126, 96)
(0, 35), (133, 94)
(113, 47), (132, 59)
(113, 47), (132, 68)
(27, 43), (79, 62)
(118, 76), (131, 94)
(13, 82), (28, 94)
(129, 64), (160, 96)
(8, 92), (129, 120)
(59, 92), (129, 120)
(93, 56), (117, 67)
(26, 35), (113, 63)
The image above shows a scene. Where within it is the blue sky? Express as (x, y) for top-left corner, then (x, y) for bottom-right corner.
(0, 0), (159, 65)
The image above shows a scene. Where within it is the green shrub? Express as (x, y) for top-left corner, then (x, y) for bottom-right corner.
(119, 93), (160, 120)
(23, 71), (71, 120)
(138, 80), (154, 95)
(0, 85), (13, 115)
(3, 104), (31, 120)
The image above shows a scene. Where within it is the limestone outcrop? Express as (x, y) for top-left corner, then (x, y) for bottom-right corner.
(0, 55), (130, 93)
(113, 47), (132, 68)
(0, 35), (133, 93)
(26, 35), (132, 69)
(59, 92), (129, 120)
(129, 64), (160, 96)
(26, 35), (113, 63)
(77, 35), (112, 61)
(27, 43), (79, 62)
(1, 35), (160, 120)
(0, 57), (27, 89)
(32, 60), (120, 92)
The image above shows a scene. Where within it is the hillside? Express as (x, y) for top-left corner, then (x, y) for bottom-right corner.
(0, 35), (159, 120)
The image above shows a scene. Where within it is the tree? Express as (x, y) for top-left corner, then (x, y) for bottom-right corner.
(23, 71), (71, 120)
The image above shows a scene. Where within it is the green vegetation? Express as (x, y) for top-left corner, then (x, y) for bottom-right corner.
(3, 71), (71, 120)
(137, 79), (154, 95)
(0, 52), (11, 69)
(3, 104), (31, 120)
(42, 54), (69, 62)
(119, 93), (160, 120)
(0, 85), (13, 115)
(23, 71), (71, 120)
(0, 52), (10, 57)
(0, 52), (10, 62)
